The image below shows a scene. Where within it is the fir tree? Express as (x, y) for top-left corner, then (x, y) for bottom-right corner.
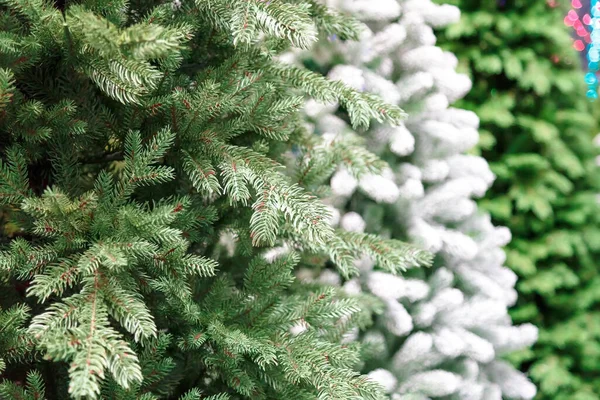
(296, 0), (538, 398)
(434, 1), (600, 399)
(0, 0), (431, 398)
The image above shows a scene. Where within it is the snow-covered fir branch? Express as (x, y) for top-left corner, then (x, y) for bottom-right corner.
(299, 1), (538, 398)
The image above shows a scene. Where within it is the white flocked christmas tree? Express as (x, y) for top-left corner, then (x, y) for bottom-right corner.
(297, 1), (539, 399)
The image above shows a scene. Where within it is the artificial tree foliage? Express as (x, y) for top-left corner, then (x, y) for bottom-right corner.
(435, 1), (600, 399)
(0, 0), (432, 399)
(294, 0), (538, 399)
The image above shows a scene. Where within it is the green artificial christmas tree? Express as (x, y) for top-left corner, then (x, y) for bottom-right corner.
(435, 1), (600, 399)
(0, 1), (431, 399)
